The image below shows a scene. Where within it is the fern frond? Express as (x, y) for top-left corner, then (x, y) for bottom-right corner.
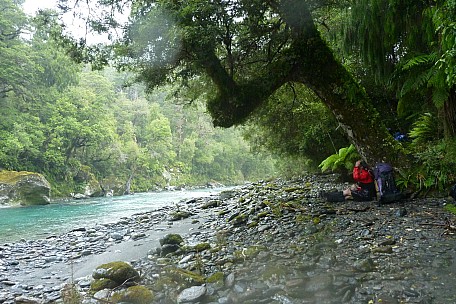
(409, 113), (439, 145)
(400, 68), (434, 97)
(402, 53), (437, 71)
(432, 87), (449, 108)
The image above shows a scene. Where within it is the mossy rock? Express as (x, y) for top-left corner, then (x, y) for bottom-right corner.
(201, 200), (220, 209)
(160, 233), (184, 246)
(151, 274), (175, 292)
(192, 242), (211, 252)
(152, 267), (205, 295)
(90, 278), (118, 292)
(217, 209), (230, 216)
(92, 261), (140, 284)
(230, 213), (248, 226)
(160, 244), (181, 256)
(260, 265), (287, 280)
(234, 245), (267, 261)
(257, 211), (269, 218)
(265, 183), (279, 189)
(248, 221), (258, 228)
(206, 272), (224, 287)
(170, 210), (192, 221)
(284, 187), (304, 192)
(0, 170), (51, 206)
(295, 214), (312, 223)
(111, 286), (154, 304)
(166, 267), (205, 285)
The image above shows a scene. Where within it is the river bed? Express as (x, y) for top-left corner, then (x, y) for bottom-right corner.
(0, 188), (225, 243)
(1, 176), (456, 303)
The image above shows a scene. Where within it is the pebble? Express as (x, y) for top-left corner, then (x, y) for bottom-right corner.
(0, 175), (455, 304)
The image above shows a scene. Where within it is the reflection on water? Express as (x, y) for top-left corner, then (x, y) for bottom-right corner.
(0, 188), (225, 243)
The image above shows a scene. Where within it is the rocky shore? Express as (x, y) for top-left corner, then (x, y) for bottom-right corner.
(1, 175), (456, 303)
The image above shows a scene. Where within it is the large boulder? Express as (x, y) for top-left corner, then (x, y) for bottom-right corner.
(0, 171), (51, 206)
(92, 261), (140, 284)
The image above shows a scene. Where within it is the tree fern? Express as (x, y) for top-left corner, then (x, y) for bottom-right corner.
(408, 113), (440, 146)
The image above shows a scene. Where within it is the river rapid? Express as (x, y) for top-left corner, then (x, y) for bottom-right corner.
(0, 188), (225, 243)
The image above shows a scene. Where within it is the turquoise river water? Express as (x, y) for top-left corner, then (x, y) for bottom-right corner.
(0, 188), (224, 243)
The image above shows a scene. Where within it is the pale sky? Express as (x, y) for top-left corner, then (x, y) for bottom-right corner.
(21, 0), (125, 44)
(22, 0), (57, 16)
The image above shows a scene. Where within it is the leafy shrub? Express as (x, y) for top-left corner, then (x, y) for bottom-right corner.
(319, 144), (360, 173)
(444, 204), (456, 215)
(396, 139), (456, 193)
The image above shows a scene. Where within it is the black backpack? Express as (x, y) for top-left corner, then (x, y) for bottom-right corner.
(374, 163), (403, 203)
(450, 184), (456, 200)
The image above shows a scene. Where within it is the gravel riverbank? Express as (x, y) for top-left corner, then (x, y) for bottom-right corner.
(1, 175), (456, 303)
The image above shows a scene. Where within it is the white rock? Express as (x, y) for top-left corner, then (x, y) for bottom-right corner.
(177, 285), (207, 303)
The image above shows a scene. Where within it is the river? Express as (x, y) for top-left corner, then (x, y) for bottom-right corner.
(0, 188), (225, 243)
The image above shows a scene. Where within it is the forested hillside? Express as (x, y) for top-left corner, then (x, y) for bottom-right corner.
(0, 0), (277, 196)
(2, 0), (456, 197)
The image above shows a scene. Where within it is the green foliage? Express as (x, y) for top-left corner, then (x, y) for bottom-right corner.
(244, 83), (349, 172)
(408, 113), (441, 147)
(0, 4), (276, 195)
(396, 139), (456, 192)
(344, 0), (456, 140)
(52, 0), (405, 166)
(0, 0), (36, 99)
(8, 0), (456, 197)
(273, 156), (313, 178)
(444, 204), (456, 215)
(343, 0), (435, 82)
(319, 145), (359, 173)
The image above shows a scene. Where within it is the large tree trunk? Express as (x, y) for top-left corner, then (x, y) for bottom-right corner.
(200, 1), (406, 167)
(279, 1), (405, 166)
(443, 89), (456, 139)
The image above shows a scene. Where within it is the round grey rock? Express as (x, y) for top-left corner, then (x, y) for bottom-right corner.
(177, 285), (207, 303)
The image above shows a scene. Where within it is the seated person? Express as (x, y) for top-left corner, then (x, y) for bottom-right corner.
(343, 160), (377, 201)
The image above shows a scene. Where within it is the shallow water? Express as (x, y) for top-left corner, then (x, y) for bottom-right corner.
(0, 188), (224, 243)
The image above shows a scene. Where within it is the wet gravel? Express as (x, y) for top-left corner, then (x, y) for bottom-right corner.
(1, 174), (456, 303)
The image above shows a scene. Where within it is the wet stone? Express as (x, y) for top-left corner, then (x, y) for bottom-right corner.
(0, 176), (455, 304)
(177, 285), (207, 303)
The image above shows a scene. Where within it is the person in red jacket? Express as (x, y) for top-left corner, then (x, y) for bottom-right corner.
(343, 160), (377, 201)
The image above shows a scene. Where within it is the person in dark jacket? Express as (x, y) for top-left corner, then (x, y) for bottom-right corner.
(343, 160), (377, 201)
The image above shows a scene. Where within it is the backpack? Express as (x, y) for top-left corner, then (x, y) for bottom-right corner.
(450, 184), (456, 200)
(373, 162), (403, 203)
(351, 187), (372, 201)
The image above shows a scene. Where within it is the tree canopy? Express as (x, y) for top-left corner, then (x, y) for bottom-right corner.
(0, 0), (276, 196)
(54, 0), (409, 165)
(3, 0), (455, 193)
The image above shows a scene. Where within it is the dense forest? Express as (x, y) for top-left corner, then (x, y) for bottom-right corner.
(2, 0), (456, 197)
(0, 0), (278, 197)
